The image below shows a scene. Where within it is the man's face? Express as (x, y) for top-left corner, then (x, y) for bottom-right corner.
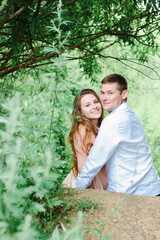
(100, 82), (128, 113)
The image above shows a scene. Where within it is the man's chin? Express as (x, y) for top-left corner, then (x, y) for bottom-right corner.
(103, 106), (112, 113)
(103, 105), (110, 111)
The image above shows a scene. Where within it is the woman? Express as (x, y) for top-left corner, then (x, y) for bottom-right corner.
(63, 89), (108, 190)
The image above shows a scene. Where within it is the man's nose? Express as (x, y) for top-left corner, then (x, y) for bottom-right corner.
(101, 94), (107, 100)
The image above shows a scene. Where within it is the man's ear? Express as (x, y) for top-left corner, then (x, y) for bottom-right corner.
(122, 89), (128, 100)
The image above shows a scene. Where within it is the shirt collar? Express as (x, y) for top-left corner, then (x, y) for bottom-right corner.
(110, 102), (129, 115)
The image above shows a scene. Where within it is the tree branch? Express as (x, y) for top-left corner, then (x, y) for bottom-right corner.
(0, 0), (13, 29)
(62, 0), (79, 6)
(98, 54), (160, 80)
(8, 0), (32, 21)
(35, 0), (42, 16)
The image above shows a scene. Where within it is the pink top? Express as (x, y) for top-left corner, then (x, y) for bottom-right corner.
(63, 124), (108, 190)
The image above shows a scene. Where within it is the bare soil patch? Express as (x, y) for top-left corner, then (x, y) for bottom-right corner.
(63, 188), (160, 240)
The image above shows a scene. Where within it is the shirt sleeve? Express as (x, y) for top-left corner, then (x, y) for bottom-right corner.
(75, 116), (121, 188)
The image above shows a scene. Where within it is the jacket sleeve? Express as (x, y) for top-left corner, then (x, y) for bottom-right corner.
(74, 125), (108, 190)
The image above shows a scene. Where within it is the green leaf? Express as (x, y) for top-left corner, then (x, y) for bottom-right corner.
(95, 221), (106, 226)
(33, 202), (45, 213)
(52, 226), (60, 240)
(14, 47), (19, 56)
(49, 197), (64, 207)
(114, 206), (120, 217)
(102, 230), (116, 240)
(93, 228), (102, 237)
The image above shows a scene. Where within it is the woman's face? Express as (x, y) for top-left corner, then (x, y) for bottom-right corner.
(80, 94), (102, 123)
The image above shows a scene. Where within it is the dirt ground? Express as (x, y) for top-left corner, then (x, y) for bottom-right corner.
(63, 188), (160, 240)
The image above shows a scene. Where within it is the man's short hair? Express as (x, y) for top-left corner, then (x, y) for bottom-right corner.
(101, 74), (128, 93)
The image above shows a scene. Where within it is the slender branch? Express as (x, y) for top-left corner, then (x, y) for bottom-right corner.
(117, 59), (160, 80)
(112, 12), (158, 31)
(0, 0), (13, 29)
(8, 0), (33, 21)
(62, 0), (78, 6)
(67, 41), (118, 60)
(8, 6), (27, 21)
(0, 31), (11, 36)
(35, 0), (42, 16)
(68, 15), (159, 43)
(71, 46), (160, 79)
(0, 52), (59, 77)
(105, 0), (130, 27)
(98, 54), (159, 80)
(121, 58), (160, 78)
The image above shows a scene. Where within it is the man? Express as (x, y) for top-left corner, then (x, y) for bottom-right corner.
(75, 74), (160, 196)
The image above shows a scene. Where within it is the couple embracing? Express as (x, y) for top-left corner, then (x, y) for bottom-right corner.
(63, 74), (160, 196)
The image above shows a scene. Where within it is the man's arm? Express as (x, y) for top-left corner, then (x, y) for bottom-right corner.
(75, 118), (120, 188)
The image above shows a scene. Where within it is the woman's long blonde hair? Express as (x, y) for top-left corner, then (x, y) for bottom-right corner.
(68, 89), (104, 177)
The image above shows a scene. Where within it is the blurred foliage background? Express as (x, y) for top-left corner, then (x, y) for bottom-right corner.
(0, 0), (160, 239)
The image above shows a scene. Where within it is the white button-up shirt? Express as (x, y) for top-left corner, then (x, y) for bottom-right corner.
(75, 103), (160, 196)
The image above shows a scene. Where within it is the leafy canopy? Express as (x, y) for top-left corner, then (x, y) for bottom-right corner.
(0, 0), (160, 77)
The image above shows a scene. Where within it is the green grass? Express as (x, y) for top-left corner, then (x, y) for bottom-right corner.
(74, 197), (100, 212)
